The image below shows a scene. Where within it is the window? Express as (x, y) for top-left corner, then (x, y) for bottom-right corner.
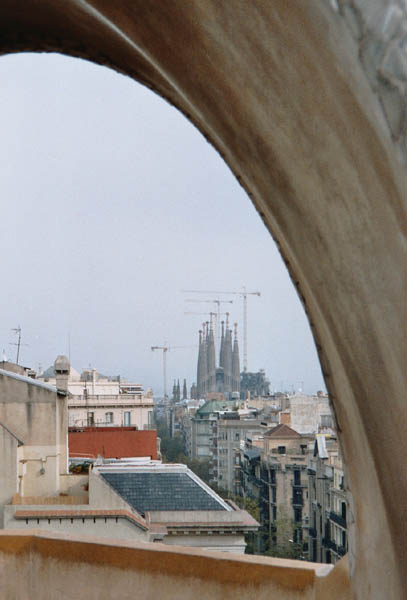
(321, 414), (333, 428)
(148, 411), (153, 426)
(105, 412), (113, 424)
(124, 411), (131, 426)
(270, 469), (276, 484)
(278, 446), (286, 454)
(294, 508), (302, 523)
(272, 506), (277, 520)
(293, 527), (302, 543)
(235, 432), (240, 441)
(87, 412), (94, 426)
(294, 469), (301, 485)
(272, 487), (277, 503)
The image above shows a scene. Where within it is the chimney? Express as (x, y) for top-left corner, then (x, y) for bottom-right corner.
(54, 355), (70, 394)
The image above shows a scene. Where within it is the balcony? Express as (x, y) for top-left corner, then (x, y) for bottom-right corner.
(69, 394), (152, 408)
(323, 538), (337, 552)
(291, 481), (307, 488)
(0, 530), (350, 599)
(329, 511), (347, 529)
(323, 538), (347, 558)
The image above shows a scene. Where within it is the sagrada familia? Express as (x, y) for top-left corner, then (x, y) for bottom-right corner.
(195, 315), (240, 399)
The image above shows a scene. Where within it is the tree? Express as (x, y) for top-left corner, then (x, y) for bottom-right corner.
(187, 458), (210, 483)
(264, 505), (303, 559)
(156, 417), (211, 481)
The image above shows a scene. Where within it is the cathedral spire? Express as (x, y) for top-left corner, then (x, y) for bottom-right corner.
(223, 313), (233, 394)
(219, 320), (225, 369)
(232, 322), (241, 394)
(206, 316), (216, 394)
(197, 328), (203, 398)
(201, 323), (208, 397)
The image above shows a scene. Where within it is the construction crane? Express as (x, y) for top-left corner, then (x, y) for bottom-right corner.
(185, 298), (233, 351)
(151, 344), (196, 401)
(183, 287), (261, 372)
(151, 345), (169, 401)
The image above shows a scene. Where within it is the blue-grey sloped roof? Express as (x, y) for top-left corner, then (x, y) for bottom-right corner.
(244, 448), (261, 461)
(101, 471), (227, 513)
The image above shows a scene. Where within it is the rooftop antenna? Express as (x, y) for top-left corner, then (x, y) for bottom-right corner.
(10, 326), (28, 365)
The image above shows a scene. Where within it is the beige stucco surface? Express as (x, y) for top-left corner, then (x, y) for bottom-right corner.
(0, 426), (19, 526)
(0, 530), (351, 600)
(0, 372), (70, 498)
(0, 1), (405, 598)
(3, 507), (146, 541)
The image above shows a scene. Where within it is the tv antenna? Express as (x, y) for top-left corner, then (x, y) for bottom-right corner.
(10, 325), (28, 365)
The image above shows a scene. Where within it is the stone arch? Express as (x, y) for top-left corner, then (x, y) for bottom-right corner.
(0, 2), (405, 598)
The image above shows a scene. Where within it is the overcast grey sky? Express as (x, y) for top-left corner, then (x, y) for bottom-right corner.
(0, 52), (326, 396)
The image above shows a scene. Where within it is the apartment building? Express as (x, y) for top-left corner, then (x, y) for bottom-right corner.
(237, 424), (313, 555)
(188, 398), (236, 459)
(39, 361), (154, 430)
(307, 435), (348, 564)
(210, 414), (263, 494)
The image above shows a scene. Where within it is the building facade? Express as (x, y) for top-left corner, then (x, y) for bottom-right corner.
(39, 362), (154, 430)
(237, 424), (312, 556)
(307, 435), (348, 564)
(210, 415), (263, 494)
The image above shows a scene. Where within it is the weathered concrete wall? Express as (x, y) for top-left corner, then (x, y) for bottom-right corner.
(0, 371), (58, 446)
(88, 469), (137, 513)
(0, 370), (69, 497)
(0, 531), (350, 600)
(289, 396), (332, 435)
(3, 506), (146, 541)
(158, 534), (246, 554)
(0, 1), (405, 598)
(0, 425), (19, 527)
(59, 473), (89, 496)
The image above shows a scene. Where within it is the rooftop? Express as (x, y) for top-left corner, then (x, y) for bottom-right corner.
(0, 367), (57, 393)
(264, 424), (302, 439)
(98, 465), (230, 514)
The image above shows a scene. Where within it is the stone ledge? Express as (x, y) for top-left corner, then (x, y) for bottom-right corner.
(0, 529), (351, 599)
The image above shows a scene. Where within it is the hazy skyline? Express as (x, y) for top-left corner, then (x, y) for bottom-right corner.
(0, 52), (326, 396)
